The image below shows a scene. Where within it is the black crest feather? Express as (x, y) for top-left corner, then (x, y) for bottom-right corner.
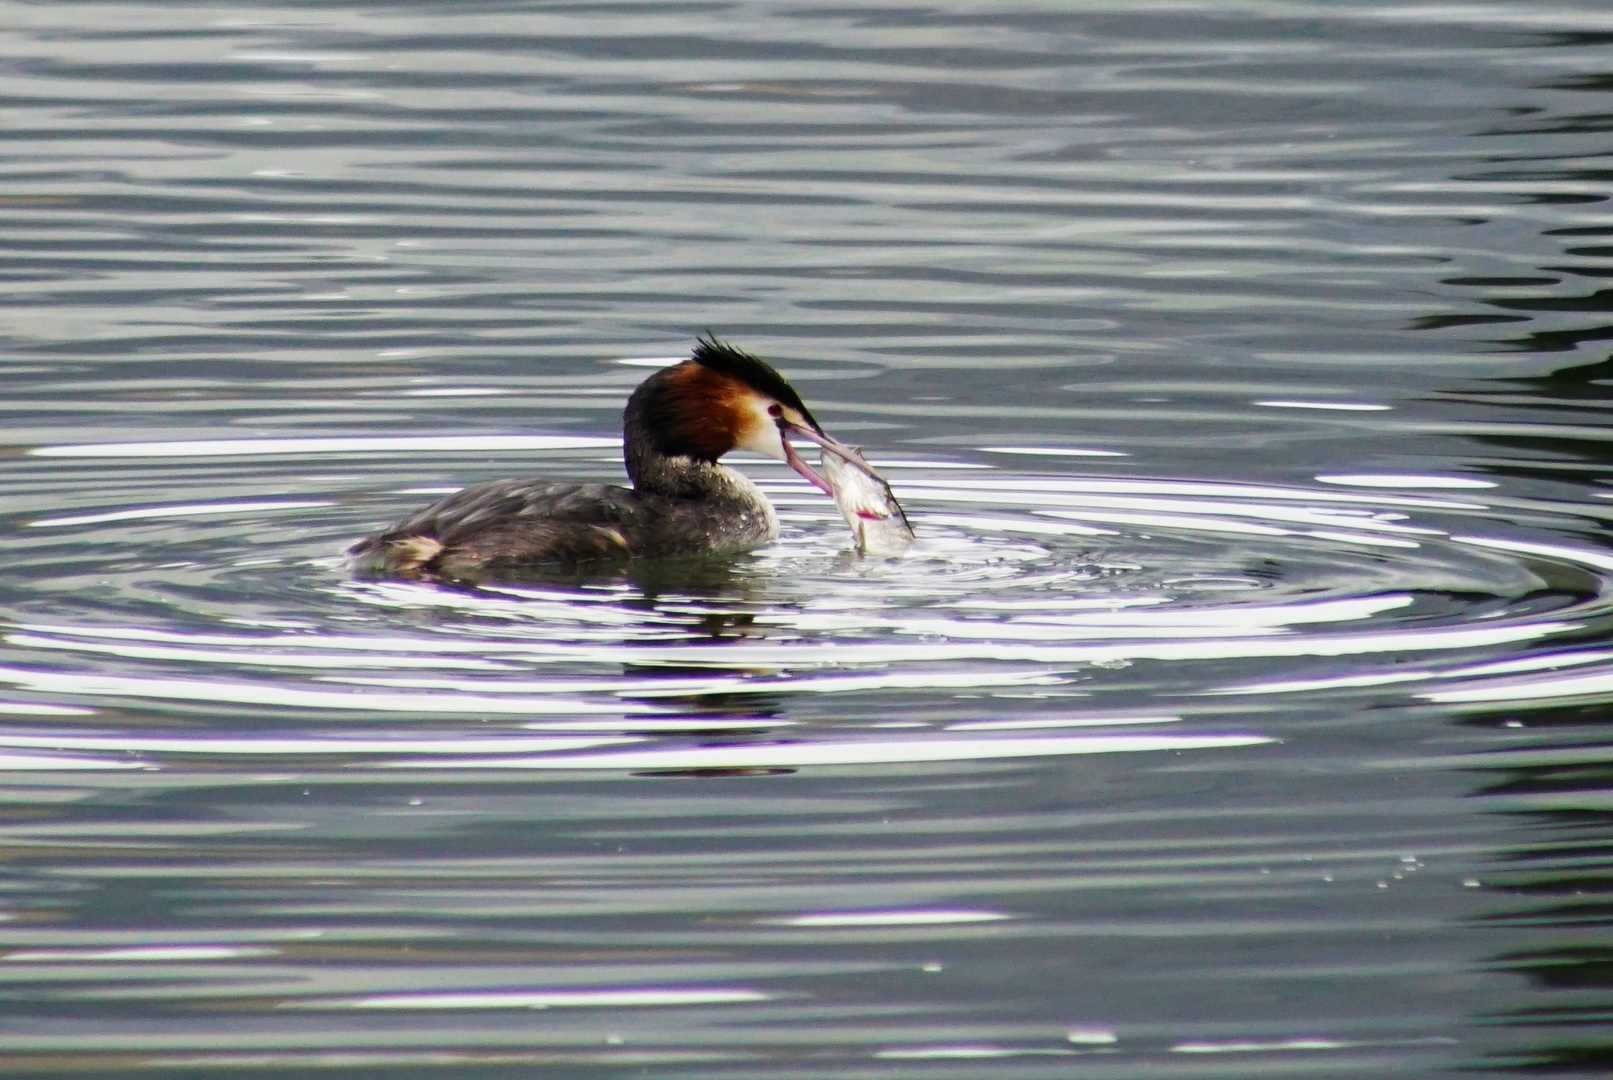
(691, 336), (820, 432)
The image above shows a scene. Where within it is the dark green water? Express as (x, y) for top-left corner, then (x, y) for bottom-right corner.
(1, 1), (1611, 1075)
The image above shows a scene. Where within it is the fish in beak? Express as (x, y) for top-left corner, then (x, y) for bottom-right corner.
(778, 419), (880, 496)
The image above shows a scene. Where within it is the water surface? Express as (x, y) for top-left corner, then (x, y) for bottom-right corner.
(2, 1), (1613, 1076)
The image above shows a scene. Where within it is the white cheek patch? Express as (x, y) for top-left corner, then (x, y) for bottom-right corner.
(732, 397), (787, 460)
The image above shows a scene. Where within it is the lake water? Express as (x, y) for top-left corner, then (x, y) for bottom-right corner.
(2, 1), (1611, 1075)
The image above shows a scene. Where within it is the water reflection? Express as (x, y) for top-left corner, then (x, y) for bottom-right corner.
(1450, 702), (1613, 1072)
(1420, 44), (1613, 1063)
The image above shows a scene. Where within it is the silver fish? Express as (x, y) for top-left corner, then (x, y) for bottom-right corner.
(819, 446), (915, 555)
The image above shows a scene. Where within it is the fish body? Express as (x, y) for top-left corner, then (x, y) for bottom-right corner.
(820, 446), (915, 556)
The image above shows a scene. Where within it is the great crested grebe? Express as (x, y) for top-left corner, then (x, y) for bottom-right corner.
(349, 338), (876, 581)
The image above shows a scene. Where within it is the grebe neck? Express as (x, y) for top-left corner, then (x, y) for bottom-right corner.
(626, 443), (780, 545)
(626, 442), (752, 500)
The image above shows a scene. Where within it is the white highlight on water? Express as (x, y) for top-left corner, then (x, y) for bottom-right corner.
(29, 435), (620, 458)
(0, 733), (635, 756)
(946, 715), (1179, 731)
(614, 356), (686, 368)
(0, 666), (649, 715)
(979, 446), (1127, 457)
(4, 945), (279, 962)
(390, 733), (1273, 770)
(29, 501), (334, 528)
(0, 752), (144, 771)
(876, 1046), (1070, 1059)
(302, 987), (772, 1010)
(775, 910), (1009, 926)
(1317, 474), (1495, 489)
(1254, 401), (1390, 411)
(1454, 534), (1613, 572)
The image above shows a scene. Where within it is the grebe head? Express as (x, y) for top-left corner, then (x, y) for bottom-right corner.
(623, 337), (866, 496)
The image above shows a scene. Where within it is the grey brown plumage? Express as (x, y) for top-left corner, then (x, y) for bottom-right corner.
(348, 476), (777, 580)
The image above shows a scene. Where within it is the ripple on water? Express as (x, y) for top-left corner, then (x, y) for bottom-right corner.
(0, 445), (1606, 778)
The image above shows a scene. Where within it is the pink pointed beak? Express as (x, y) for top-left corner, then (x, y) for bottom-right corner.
(779, 420), (880, 496)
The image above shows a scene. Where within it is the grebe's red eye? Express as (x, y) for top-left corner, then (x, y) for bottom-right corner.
(767, 404), (784, 419)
